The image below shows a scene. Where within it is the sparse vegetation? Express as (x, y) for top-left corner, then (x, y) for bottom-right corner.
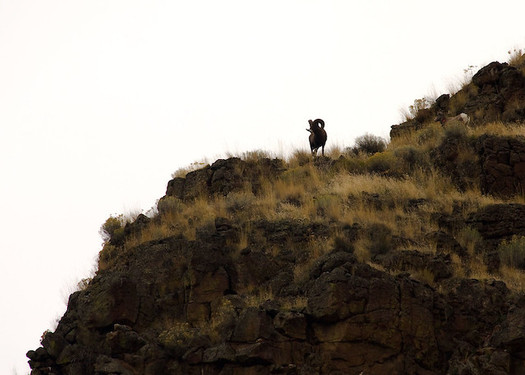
(400, 97), (434, 121)
(498, 236), (525, 269)
(172, 160), (209, 178)
(99, 214), (126, 245)
(508, 48), (525, 71)
(352, 133), (387, 155)
(98, 114), (525, 295)
(35, 54), (525, 375)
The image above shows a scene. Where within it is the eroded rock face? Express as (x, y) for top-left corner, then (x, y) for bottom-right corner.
(429, 132), (525, 197)
(467, 203), (525, 247)
(28, 222), (524, 375)
(305, 259), (444, 374)
(161, 157), (285, 203)
(470, 61), (525, 123)
(391, 61), (525, 139)
(476, 135), (525, 197)
(431, 131), (481, 192)
(491, 296), (525, 365)
(27, 156), (525, 374)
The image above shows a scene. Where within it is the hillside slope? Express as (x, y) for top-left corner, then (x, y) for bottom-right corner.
(28, 60), (525, 375)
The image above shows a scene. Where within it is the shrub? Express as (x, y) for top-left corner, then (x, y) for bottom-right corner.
(98, 244), (119, 270)
(99, 215), (126, 245)
(366, 151), (396, 174)
(393, 145), (427, 172)
(401, 97), (434, 121)
(498, 236), (525, 269)
(409, 97), (433, 118)
(337, 156), (367, 174)
(415, 123), (443, 149)
(353, 134), (387, 155)
(157, 196), (184, 215)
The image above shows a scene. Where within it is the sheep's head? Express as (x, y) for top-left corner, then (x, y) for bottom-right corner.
(308, 119), (325, 129)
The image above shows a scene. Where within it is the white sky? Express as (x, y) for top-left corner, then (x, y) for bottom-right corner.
(1, 1), (524, 373)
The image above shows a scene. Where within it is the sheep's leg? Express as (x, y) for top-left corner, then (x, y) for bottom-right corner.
(321, 145), (325, 156)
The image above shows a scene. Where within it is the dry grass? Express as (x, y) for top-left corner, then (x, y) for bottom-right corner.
(292, 239), (333, 283)
(243, 287), (274, 308)
(325, 142), (345, 159)
(101, 119), (525, 292)
(228, 224), (250, 257)
(354, 238), (371, 263)
(508, 48), (525, 69)
(172, 160), (210, 178)
(410, 268), (436, 287)
(237, 149), (275, 162)
(388, 122), (444, 153)
(498, 266), (525, 292)
(329, 173), (422, 200)
(456, 227), (483, 255)
(273, 179), (307, 206)
(287, 149), (311, 168)
(469, 122), (525, 138)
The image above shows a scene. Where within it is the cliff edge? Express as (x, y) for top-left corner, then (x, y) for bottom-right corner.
(28, 59), (525, 375)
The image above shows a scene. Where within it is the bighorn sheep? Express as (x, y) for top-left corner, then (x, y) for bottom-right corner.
(435, 112), (471, 127)
(306, 118), (327, 156)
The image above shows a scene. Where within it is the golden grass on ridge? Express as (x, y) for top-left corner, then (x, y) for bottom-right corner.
(99, 118), (525, 292)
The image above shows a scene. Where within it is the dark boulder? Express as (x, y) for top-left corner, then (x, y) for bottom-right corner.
(476, 135), (525, 197)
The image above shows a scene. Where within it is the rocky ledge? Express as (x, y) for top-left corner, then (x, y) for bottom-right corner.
(27, 210), (525, 374)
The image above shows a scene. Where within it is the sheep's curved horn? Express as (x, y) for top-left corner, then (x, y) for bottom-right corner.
(314, 119), (325, 129)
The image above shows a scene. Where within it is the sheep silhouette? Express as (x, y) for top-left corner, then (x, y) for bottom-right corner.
(306, 119), (327, 157)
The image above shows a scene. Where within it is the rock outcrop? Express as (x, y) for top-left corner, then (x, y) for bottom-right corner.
(428, 131), (525, 197)
(27, 226), (525, 374)
(27, 168), (525, 374)
(27, 59), (525, 375)
(391, 61), (525, 139)
(476, 135), (525, 197)
(468, 203), (525, 249)
(162, 157), (285, 203)
(469, 61), (525, 123)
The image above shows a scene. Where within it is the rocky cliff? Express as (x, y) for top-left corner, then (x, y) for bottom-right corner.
(28, 60), (525, 375)
(390, 60), (525, 136)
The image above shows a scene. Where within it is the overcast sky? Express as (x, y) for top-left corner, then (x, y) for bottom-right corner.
(2, 1), (525, 373)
